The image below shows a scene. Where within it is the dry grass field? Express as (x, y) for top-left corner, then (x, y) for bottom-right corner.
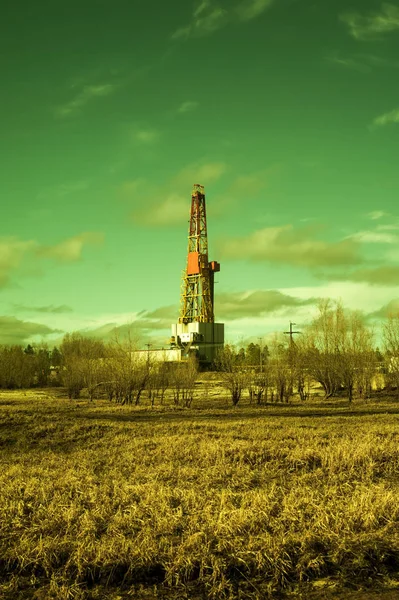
(1, 388), (399, 599)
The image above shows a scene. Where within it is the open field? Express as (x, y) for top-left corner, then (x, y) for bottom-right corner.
(1, 389), (399, 599)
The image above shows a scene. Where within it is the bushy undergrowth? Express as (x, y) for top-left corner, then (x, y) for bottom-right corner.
(1, 391), (399, 599)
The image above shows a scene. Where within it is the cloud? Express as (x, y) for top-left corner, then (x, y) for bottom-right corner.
(172, 1), (228, 39)
(0, 238), (37, 288)
(173, 161), (228, 187)
(367, 210), (389, 220)
(171, 0), (275, 40)
(127, 160), (229, 226)
(55, 83), (118, 118)
(37, 180), (90, 201)
(346, 230), (399, 244)
(12, 304), (73, 314)
(344, 221), (399, 245)
(133, 193), (189, 226)
(234, 0), (275, 22)
(319, 265), (399, 287)
(37, 232), (104, 262)
(340, 3), (399, 41)
(216, 290), (318, 320)
(72, 312), (174, 348)
(133, 129), (160, 144)
(119, 291), (317, 330)
(328, 55), (371, 74)
(368, 298), (399, 320)
(219, 224), (363, 268)
(144, 305), (177, 321)
(226, 166), (277, 198)
(0, 232), (104, 288)
(177, 101), (199, 113)
(327, 52), (399, 73)
(0, 316), (63, 346)
(90, 292), (318, 340)
(372, 107), (399, 127)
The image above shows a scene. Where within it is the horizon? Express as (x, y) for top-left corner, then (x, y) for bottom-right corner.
(1, 0), (399, 348)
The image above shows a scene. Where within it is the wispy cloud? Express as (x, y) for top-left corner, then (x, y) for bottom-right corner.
(12, 304), (73, 314)
(133, 193), (189, 226)
(225, 166), (277, 197)
(327, 55), (371, 74)
(172, 1), (228, 39)
(172, 161), (228, 187)
(37, 180), (90, 202)
(0, 238), (37, 288)
(133, 129), (161, 144)
(171, 0), (275, 40)
(367, 210), (389, 220)
(233, 0), (275, 22)
(177, 101), (199, 113)
(328, 52), (399, 73)
(346, 230), (398, 244)
(55, 83), (118, 118)
(126, 160), (229, 226)
(372, 107), (399, 127)
(37, 232), (104, 263)
(340, 3), (399, 41)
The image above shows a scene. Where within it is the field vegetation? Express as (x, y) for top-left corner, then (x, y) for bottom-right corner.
(1, 389), (399, 599)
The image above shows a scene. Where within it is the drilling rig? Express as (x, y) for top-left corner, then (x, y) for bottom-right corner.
(170, 184), (224, 364)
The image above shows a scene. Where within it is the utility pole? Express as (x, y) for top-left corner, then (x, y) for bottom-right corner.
(284, 322), (301, 346)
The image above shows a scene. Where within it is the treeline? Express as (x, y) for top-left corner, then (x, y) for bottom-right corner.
(0, 334), (199, 407)
(0, 344), (61, 389)
(217, 299), (397, 405)
(1, 299), (399, 405)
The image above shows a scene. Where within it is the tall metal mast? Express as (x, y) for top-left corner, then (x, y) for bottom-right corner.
(179, 184), (220, 324)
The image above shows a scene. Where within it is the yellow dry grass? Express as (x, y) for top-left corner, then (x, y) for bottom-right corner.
(0, 390), (399, 599)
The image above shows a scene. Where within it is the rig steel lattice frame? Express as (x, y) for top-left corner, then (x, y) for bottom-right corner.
(179, 184), (220, 324)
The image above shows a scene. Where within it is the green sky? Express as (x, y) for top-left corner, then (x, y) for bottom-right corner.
(1, 0), (399, 347)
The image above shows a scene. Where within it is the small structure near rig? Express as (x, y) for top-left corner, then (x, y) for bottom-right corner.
(170, 184), (224, 364)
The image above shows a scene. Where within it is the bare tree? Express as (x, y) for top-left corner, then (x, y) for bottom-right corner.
(290, 335), (311, 401)
(59, 333), (106, 399)
(181, 354), (198, 408)
(268, 335), (293, 403)
(338, 310), (375, 403)
(214, 344), (246, 406)
(383, 314), (399, 396)
(305, 300), (375, 402)
(306, 300), (343, 399)
(146, 358), (170, 407)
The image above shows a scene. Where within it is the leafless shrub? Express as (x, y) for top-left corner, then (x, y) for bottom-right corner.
(215, 345), (247, 406)
(169, 355), (198, 408)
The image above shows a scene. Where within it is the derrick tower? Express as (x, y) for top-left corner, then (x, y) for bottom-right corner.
(179, 184), (220, 324)
(170, 184), (224, 364)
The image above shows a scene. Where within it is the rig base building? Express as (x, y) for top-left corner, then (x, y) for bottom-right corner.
(170, 322), (224, 365)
